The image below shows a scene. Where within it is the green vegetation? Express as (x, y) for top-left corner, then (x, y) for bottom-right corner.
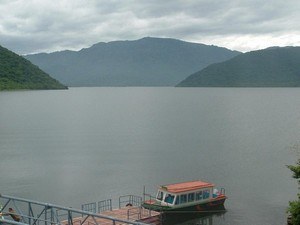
(177, 47), (300, 87)
(287, 159), (300, 225)
(0, 45), (67, 91)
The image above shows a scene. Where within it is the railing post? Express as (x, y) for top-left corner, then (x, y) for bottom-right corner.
(44, 206), (47, 225)
(28, 202), (33, 225)
(143, 186), (145, 203)
(68, 210), (73, 225)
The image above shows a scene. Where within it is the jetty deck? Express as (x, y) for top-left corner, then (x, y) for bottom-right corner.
(65, 206), (161, 225)
(0, 194), (161, 225)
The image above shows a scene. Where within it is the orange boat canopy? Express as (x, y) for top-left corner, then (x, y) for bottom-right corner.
(160, 180), (214, 193)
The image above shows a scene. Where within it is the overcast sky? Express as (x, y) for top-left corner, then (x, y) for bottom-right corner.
(0, 0), (299, 55)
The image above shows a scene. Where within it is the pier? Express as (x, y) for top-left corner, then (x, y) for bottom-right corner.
(0, 194), (161, 225)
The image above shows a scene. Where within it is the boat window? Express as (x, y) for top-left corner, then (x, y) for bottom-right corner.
(188, 193), (195, 202)
(213, 189), (219, 197)
(175, 196), (179, 205)
(164, 194), (175, 204)
(180, 194), (187, 204)
(195, 191), (202, 200)
(157, 191), (164, 201)
(203, 190), (210, 199)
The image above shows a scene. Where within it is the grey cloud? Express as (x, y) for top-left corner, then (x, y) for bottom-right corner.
(0, 0), (299, 54)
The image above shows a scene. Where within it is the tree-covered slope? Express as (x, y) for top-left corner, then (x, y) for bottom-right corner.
(0, 45), (67, 90)
(25, 37), (240, 87)
(177, 47), (300, 87)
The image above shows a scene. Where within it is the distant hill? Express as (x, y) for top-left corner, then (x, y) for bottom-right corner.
(177, 47), (300, 87)
(0, 45), (67, 90)
(25, 37), (240, 87)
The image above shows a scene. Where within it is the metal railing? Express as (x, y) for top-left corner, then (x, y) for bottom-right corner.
(127, 207), (141, 221)
(98, 199), (112, 213)
(81, 202), (96, 213)
(0, 194), (150, 225)
(142, 190), (158, 218)
(119, 195), (142, 208)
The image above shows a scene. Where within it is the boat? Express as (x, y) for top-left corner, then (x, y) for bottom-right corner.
(142, 180), (226, 212)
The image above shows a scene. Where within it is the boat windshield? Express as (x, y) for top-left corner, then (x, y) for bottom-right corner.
(164, 194), (175, 204)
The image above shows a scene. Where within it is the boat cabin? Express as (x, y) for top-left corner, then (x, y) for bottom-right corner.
(155, 180), (217, 206)
(142, 180), (226, 212)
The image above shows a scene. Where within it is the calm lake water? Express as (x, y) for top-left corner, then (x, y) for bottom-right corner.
(0, 87), (299, 225)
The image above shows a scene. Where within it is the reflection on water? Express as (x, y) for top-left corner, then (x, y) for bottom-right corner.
(162, 207), (226, 225)
(176, 216), (213, 225)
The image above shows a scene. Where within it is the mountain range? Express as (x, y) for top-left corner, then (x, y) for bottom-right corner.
(0, 45), (67, 90)
(177, 46), (300, 87)
(4, 37), (299, 89)
(25, 37), (240, 87)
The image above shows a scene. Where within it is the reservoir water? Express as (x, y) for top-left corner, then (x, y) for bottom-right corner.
(0, 87), (299, 225)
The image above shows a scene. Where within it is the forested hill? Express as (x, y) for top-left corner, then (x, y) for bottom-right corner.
(177, 46), (300, 87)
(0, 45), (67, 90)
(25, 37), (240, 87)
